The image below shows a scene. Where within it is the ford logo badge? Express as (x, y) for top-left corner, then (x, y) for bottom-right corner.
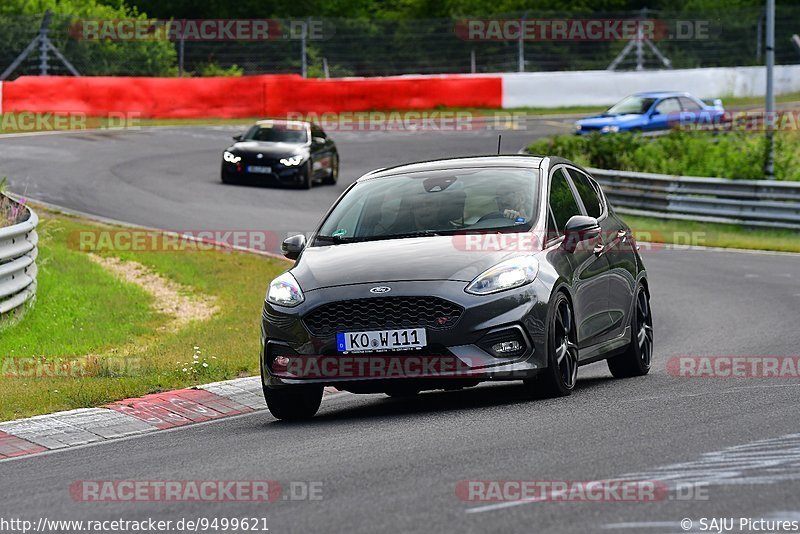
(369, 286), (391, 294)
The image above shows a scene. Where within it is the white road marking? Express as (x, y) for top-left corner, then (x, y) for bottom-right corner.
(465, 432), (800, 514)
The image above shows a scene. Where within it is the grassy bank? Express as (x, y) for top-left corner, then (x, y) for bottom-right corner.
(528, 130), (800, 181)
(621, 214), (800, 253)
(0, 209), (289, 421)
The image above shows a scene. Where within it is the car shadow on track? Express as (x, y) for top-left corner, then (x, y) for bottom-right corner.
(268, 375), (617, 426)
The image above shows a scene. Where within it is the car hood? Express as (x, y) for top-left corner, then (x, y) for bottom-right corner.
(292, 235), (529, 291)
(576, 114), (645, 127)
(227, 141), (308, 156)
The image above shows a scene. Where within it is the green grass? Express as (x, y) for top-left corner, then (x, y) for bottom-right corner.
(620, 213), (800, 253)
(0, 209), (290, 421)
(528, 130), (800, 181)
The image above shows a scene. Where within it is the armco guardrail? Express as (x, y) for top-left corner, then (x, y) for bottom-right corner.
(0, 196), (38, 319)
(587, 168), (800, 231)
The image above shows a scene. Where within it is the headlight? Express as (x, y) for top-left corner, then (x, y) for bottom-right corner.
(600, 125), (620, 133)
(575, 124), (582, 131)
(223, 151), (242, 163)
(267, 272), (304, 307)
(280, 155), (305, 166)
(465, 256), (539, 295)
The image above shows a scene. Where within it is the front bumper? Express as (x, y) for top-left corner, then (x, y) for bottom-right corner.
(221, 161), (306, 184)
(260, 279), (552, 391)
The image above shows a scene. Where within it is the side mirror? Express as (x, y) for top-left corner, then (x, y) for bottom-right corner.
(650, 109), (661, 116)
(312, 136), (325, 145)
(713, 98), (723, 108)
(232, 134), (242, 141)
(562, 215), (600, 253)
(281, 234), (306, 260)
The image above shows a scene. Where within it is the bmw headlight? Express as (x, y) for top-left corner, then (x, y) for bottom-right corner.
(465, 256), (539, 295)
(267, 272), (304, 307)
(600, 125), (620, 133)
(280, 155), (305, 166)
(223, 151), (242, 163)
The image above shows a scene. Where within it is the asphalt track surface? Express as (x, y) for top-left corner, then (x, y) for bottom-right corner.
(2, 118), (800, 533)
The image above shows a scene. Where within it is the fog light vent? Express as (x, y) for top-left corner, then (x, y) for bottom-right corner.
(478, 327), (529, 358)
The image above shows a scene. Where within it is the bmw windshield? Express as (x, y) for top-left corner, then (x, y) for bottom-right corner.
(315, 167), (539, 244)
(243, 122), (309, 143)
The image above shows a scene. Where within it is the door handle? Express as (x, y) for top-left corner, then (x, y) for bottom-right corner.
(593, 243), (605, 256)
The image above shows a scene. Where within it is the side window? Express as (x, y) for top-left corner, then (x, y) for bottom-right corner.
(679, 97), (702, 111)
(546, 209), (559, 242)
(311, 124), (326, 139)
(567, 169), (603, 219)
(654, 98), (681, 115)
(548, 169), (582, 234)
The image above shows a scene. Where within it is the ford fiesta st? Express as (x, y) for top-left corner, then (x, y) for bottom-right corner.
(260, 155), (653, 420)
(221, 119), (339, 188)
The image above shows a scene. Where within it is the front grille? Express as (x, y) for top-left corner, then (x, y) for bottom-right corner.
(303, 297), (464, 337)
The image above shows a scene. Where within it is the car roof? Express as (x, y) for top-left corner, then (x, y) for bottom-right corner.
(632, 91), (694, 98)
(254, 119), (310, 128)
(356, 155), (546, 181)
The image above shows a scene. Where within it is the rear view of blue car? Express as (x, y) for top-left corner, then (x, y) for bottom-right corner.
(574, 91), (725, 134)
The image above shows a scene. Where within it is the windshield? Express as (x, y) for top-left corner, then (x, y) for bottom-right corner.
(243, 123), (308, 143)
(606, 95), (657, 115)
(315, 167), (539, 244)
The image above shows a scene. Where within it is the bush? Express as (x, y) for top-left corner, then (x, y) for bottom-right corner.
(195, 62), (245, 77)
(527, 131), (800, 181)
(0, 1), (176, 77)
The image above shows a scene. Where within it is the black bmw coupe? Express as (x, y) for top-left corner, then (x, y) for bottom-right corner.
(260, 155), (653, 419)
(221, 119), (339, 188)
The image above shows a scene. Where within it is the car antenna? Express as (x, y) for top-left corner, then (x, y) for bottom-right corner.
(497, 134), (502, 155)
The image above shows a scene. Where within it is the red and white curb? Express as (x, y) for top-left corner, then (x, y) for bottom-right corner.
(0, 377), (339, 461)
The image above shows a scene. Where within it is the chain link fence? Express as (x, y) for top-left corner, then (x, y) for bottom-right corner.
(1, 8), (799, 79)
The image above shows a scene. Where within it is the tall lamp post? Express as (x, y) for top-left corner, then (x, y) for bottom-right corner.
(764, 0), (775, 179)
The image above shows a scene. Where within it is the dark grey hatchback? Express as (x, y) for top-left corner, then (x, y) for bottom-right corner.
(260, 155), (653, 420)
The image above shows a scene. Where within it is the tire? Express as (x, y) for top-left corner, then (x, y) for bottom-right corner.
(298, 161), (313, 189)
(524, 292), (578, 398)
(607, 284), (653, 378)
(322, 154), (339, 185)
(264, 386), (323, 420)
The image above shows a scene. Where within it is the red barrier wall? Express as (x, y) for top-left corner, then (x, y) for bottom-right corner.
(1, 74), (502, 118)
(263, 75), (502, 115)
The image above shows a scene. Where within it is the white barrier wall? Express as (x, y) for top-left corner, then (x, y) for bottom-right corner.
(501, 65), (800, 108)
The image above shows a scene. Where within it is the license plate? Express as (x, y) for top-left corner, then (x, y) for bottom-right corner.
(247, 165), (271, 174)
(337, 328), (427, 352)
